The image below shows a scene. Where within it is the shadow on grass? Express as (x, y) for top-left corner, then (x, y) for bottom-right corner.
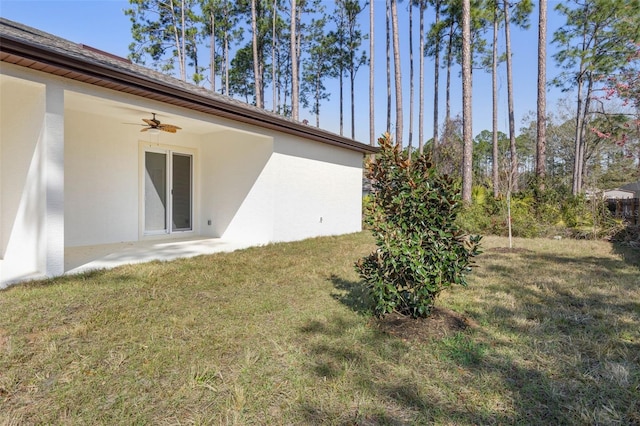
(612, 243), (640, 270)
(0, 268), (136, 293)
(295, 300), (571, 424)
(328, 274), (372, 315)
(610, 224), (640, 270)
(482, 246), (640, 324)
(315, 273), (565, 423)
(476, 248), (640, 423)
(313, 243), (640, 424)
(298, 400), (409, 425)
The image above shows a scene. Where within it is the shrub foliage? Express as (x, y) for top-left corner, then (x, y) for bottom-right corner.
(455, 185), (621, 239)
(356, 134), (482, 318)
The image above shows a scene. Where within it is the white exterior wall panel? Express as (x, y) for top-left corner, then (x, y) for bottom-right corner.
(0, 73), (65, 287)
(0, 62), (366, 287)
(271, 136), (363, 242)
(200, 130), (274, 243)
(64, 109), (140, 246)
(65, 106), (203, 247)
(44, 84), (65, 277)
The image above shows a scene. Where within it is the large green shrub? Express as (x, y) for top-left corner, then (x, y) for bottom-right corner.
(356, 134), (482, 318)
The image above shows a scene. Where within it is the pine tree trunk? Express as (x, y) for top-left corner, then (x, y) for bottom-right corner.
(386, 0), (391, 134)
(419, 1), (424, 154)
(408, 2), (414, 156)
(223, 3), (229, 95)
(536, 0), (547, 190)
(462, 0), (473, 203)
(181, 0), (186, 80)
(169, 0), (186, 81)
(290, 0), (299, 120)
(224, 31), (229, 94)
(492, 5), (499, 198)
(369, 0), (375, 145)
(391, 0), (403, 146)
(578, 76), (594, 193)
(507, 190), (513, 248)
(573, 54), (587, 195)
(433, 0), (440, 160)
(351, 64), (356, 139)
(445, 26), (453, 134)
(504, 0), (518, 192)
(339, 62), (344, 135)
(210, 12), (216, 92)
(272, 0), (277, 112)
(251, 0), (263, 108)
(573, 81), (584, 195)
(315, 74), (321, 127)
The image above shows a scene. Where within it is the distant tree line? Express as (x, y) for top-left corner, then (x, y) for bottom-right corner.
(126, 0), (640, 200)
(126, 0), (368, 138)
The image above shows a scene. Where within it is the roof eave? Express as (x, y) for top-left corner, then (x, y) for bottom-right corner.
(0, 33), (379, 155)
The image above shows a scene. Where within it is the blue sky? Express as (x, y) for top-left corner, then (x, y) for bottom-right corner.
(0, 0), (570, 145)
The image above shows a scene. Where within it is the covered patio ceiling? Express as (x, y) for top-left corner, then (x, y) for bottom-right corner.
(64, 90), (232, 136)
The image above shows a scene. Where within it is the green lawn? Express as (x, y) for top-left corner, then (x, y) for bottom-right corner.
(1, 233), (639, 424)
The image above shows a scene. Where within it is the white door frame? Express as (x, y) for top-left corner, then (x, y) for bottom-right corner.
(139, 141), (196, 239)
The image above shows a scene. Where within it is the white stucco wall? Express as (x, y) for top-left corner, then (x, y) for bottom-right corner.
(66, 114), (365, 248)
(271, 135), (363, 242)
(0, 76), (46, 285)
(198, 129), (363, 244)
(200, 130), (274, 243)
(1, 62), (366, 287)
(64, 109), (139, 246)
(0, 72), (64, 287)
(65, 106), (203, 247)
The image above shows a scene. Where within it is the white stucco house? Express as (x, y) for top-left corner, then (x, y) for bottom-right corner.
(0, 19), (376, 287)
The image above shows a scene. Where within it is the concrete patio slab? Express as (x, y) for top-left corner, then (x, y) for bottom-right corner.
(65, 237), (258, 275)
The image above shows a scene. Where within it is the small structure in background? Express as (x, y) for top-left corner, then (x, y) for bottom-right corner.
(605, 181), (640, 225)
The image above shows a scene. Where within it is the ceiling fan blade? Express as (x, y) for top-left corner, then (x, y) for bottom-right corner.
(159, 124), (181, 133)
(140, 127), (150, 132)
(142, 118), (156, 126)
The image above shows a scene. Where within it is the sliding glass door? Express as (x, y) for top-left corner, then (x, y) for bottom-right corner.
(144, 150), (192, 235)
(144, 151), (167, 233)
(171, 153), (192, 232)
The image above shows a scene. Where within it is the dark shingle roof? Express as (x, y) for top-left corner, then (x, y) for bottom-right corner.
(620, 181), (640, 197)
(0, 18), (377, 154)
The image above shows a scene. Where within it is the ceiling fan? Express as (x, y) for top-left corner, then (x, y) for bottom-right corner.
(140, 113), (181, 133)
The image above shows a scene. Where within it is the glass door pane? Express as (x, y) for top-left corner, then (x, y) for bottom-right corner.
(172, 153), (192, 231)
(145, 152), (167, 233)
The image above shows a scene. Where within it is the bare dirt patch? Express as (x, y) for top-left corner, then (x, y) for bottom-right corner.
(373, 307), (478, 342)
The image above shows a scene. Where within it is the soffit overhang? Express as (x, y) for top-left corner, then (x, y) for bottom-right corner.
(0, 19), (378, 155)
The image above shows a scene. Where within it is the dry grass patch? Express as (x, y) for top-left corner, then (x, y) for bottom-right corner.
(1, 233), (639, 424)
